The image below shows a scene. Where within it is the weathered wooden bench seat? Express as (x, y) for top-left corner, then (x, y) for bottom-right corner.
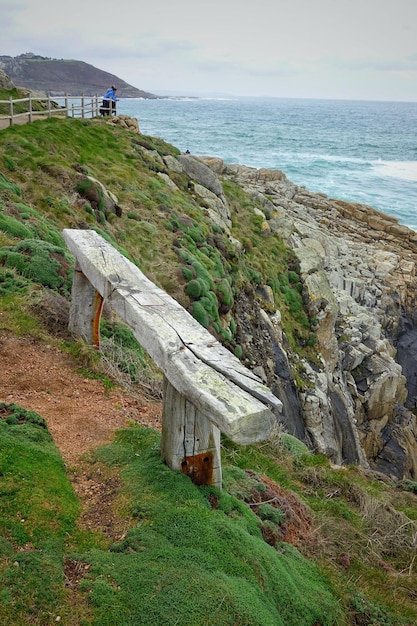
(63, 229), (282, 488)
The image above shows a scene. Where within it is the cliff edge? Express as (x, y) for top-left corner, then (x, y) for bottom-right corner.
(198, 157), (417, 479)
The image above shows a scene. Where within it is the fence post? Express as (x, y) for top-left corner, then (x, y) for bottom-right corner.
(8, 96), (13, 126)
(81, 94), (85, 119)
(64, 94), (69, 118)
(47, 95), (52, 118)
(28, 94), (33, 123)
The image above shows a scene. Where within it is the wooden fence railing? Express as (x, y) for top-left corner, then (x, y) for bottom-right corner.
(0, 94), (102, 127)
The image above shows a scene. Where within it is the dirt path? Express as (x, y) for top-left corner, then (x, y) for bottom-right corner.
(0, 115), (49, 131)
(0, 333), (317, 554)
(0, 333), (162, 466)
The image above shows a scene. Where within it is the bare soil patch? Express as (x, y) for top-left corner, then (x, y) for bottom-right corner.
(1, 332), (162, 544)
(0, 333), (162, 466)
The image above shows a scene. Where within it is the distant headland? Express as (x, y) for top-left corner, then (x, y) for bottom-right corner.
(0, 52), (162, 98)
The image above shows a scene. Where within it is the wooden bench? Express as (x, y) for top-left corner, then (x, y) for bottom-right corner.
(63, 229), (282, 488)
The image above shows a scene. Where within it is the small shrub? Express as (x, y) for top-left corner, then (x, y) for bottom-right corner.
(200, 292), (218, 318)
(127, 212), (140, 220)
(0, 172), (21, 195)
(100, 320), (147, 372)
(349, 593), (396, 626)
(3, 156), (16, 172)
(181, 266), (194, 281)
(185, 278), (202, 298)
(397, 479), (417, 494)
(0, 402), (48, 429)
(219, 327), (232, 342)
(212, 320), (222, 334)
(215, 278), (234, 311)
(187, 225), (205, 243)
(192, 301), (209, 328)
(247, 266), (262, 285)
(138, 220), (158, 235)
(229, 317), (237, 336)
(0, 239), (72, 294)
(75, 178), (94, 196)
(147, 177), (163, 192)
(191, 264), (212, 292)
(0, 268), (28, 295)
(279, 433), (310, 456)
(99, 320), (162, 398)
(257, 503), (285, 525)
(0, 213), (33, 239)
(306, 333), (317, 347)
(176, 247), (194, 264)
(100, 320), (142, 352)
(267, 276), (281, 294)
(234, 344), (243, 359)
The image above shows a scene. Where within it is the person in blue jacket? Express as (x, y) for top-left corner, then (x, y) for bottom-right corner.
(100, 85), (119, 115)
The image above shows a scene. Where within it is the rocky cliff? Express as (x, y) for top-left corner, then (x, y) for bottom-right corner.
(169, 154), (417, 480)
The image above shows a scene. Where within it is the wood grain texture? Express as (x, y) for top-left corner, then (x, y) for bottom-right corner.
(63, 228), (281, 452)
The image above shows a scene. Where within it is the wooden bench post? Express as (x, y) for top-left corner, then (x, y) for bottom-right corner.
(161, 377), (222, 488)
(68, 262), (104, 348)
(63, 229), (282, 490)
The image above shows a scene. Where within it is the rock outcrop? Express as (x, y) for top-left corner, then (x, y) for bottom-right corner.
(177, 155), (232, 232)
(163, 153), (417, 480)
(75, 175), (122, 218)
(0, 69), (16, 90)
(104, 114), (140, 133)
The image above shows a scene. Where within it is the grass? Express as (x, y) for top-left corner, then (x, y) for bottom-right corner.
(0, 404), (80, 625)
(2, 409), (416, 625)
(62, 427), (343, 625)
(221, 178), (319, 359)
(0, 116), (316, 357)
(0, 292), (43, 336)
(221, 435), (417, 625)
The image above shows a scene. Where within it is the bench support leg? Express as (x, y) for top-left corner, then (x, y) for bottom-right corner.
(161, 377), (222, 489)
(68, 263), (104, 348)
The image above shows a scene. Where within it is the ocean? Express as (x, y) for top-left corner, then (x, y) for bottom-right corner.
(117, 97), (417, 231)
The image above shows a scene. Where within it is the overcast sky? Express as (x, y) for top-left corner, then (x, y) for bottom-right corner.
(1, 0), (416, 101)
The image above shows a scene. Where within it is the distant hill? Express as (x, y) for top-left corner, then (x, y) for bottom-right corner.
(0, 53), (161, 98)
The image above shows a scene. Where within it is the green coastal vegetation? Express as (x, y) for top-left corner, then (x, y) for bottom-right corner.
(0, 95), (417, 625)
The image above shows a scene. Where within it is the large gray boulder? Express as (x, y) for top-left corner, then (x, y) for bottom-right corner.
(177, 154), (232, 232)
(178, 154), (224, 196)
